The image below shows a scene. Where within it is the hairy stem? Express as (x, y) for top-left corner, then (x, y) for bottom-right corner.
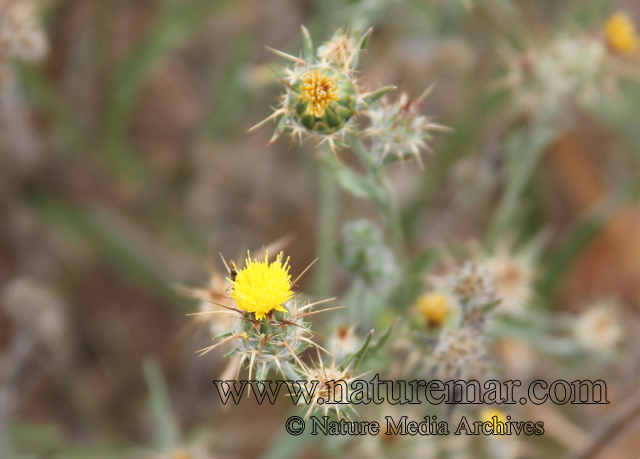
(348, 134), (407, 262)
(313, 147), (338, 298)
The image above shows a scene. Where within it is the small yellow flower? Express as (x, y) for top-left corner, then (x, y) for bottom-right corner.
(300, 70), (339, 118)
(481, 408), (507, 424)
(605, 12), (638, 55)
(171, 450), (191, 459)
(481, 408), (508, 436)
(229, 251), (293, 320)
(416, 293), (449, 327)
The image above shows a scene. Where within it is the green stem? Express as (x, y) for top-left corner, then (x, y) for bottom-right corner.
(347, 134), (407, 263)
(377, 173), (407, 263)
(313, 147), (338, 298)
(486, 125), (556, 247)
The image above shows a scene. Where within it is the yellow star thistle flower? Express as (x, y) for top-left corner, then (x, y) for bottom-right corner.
(481, 408), (507, 424)
(300, 70), (340, 118)
(480, 408), (509, 437)
(416, 293), (449, 328)
(229, 251), (293, 320)
(605, 12), (638, 55)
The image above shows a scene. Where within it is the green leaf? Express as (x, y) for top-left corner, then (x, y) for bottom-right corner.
(488, 125), (557, 245)
(480, 299), (501, 314)
(268, 115), (288, 145)
(357, 28), (373, 51)
(25, 189), (179, 305)
(330, 163), (376, 200)
(409, 248), (440, 274)
(361, 85), (396, 106)
(368, 319), (398, 356)
(262, 425), (316, 459)
(207, 31), (255, 139)
(537, 212), (606, 298)
(143, 359), (179, 453)
(213, 329), (236, 340)
(338, 330), (373, 372)
(300, 25), (314, 63)
(105, 0), (236, 181)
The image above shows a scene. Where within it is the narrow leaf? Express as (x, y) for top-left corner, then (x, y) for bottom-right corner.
(338, 330), (374, 372)
(369, 319), (398, 355)
(143, 359), (179, 453)
(361, 85), (396, 106)
(213, 328), (236, 340)
(300, 25), (313, 63)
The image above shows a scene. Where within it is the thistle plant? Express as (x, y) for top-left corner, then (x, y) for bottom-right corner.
(253, 27), (448, 264)
(2, 0), (639, 457)
(414, 258), (500, 380)
(338, 219), (399, 327)
(497, 13), (640, 124)
(186, 25), (450, 424)
(181, 16), (633, 459)
(364, 89), (451, 168)
(250, 27), (395, 154)
(430, 326), (492, 381)
(220, 299), (314, 380)
(295, 356), (363, 419)
(193, 251), (335, 380)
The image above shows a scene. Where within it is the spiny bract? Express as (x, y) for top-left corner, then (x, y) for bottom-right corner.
(250, 26), (395, 154)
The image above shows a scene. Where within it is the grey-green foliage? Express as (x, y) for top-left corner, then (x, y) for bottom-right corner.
(340, 219), (399, 292)
(339, 219), (399, 327)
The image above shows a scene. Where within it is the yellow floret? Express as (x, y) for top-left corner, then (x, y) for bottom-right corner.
(300, 70), (340, 118)
(605, 12), (639, 55)
(481, 408), (507, 424)
(229, 251), (293, 320)
(416, 293), (449, 327)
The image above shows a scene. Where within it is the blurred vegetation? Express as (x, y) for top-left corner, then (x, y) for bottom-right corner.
(1, 0), (640, 458)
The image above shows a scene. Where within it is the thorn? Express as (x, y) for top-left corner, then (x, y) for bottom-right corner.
(265, 46), (307, 64)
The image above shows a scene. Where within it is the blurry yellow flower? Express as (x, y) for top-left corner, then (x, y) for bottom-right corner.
(300, 70), (339, 117)
(416, 293), (449, 327)
(229, 251), (293, 320)
(480, 408), (509, 437)
(481, 408), (507, 424)
(172, 450), (191, 459)
(605, 12), (638, 55)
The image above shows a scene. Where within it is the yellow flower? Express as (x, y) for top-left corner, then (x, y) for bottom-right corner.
(171, 450), (191, 459)
(416, 293), (449, 327)
(605, 12), (638, 55)
(480, 408), (508, 436)
(300, 70), (339, 118)
(481, 408), (507, 424)
(229, 251), (293, 320)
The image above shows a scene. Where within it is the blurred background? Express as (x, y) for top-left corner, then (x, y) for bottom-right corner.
(2, 0), (640, 458)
